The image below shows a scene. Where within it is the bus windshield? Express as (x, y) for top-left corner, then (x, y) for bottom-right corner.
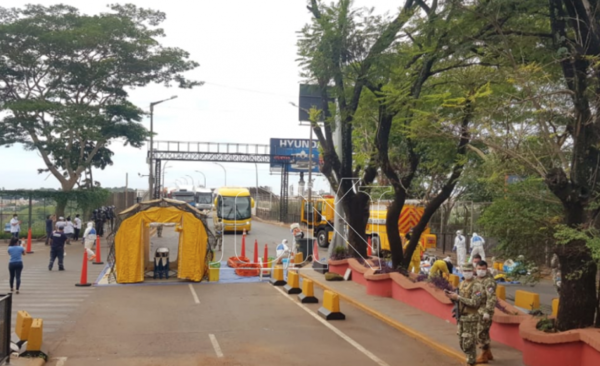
(217, 196), (251, 220)
(173, 193), (195, 203)
(196, 193), (212, 204)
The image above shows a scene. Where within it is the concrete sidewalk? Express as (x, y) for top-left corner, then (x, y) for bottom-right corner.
(300, 269), (525, 366)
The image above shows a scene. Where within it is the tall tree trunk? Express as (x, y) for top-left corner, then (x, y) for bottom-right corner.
(343, 192), (370, 258)
(55, 179), (78, 217)
(556, 240), (597, 330)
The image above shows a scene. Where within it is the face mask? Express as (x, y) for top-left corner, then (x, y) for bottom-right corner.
(463, 272), (474, 280)
(477, 269), (487, 277)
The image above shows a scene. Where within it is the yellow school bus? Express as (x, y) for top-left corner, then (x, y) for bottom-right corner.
(213, 187), (255, 233)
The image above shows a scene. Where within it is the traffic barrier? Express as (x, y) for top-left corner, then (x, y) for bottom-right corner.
(367, 237), (372, 257)
(253, 240), (259, 263)
(496, 285), (506, 301)
(26, 319), (43, 352)
(318, 290), (345, 320)
(552, 298), (559, 317)
(15, 310), (32, 341)
(75, 251), (92, 287)
(313, 240), (319, 261)
(284, 270), (301, 294)
(294, 252), (303, 265)
(270, 265), (286, 286)
(298, 279), (318, 304)
(241, 230), (246, 257)
(93, 235), (104, 265)
(515, 290), (540, 311)
(26, 228), (33, 254)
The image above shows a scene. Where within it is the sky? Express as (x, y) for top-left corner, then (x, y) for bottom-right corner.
(0, 0), (401, 194)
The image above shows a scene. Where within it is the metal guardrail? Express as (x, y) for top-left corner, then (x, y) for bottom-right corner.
(0, 293), (12, 364)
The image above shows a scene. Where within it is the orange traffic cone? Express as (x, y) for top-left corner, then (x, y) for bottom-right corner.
(93, 235), (104, 265)
(367, 237), (372, 257)
(313, 240), (319, 261)
(75, 251), (92, 287)
(26, 228), (34, 254)
(263, 244), (269, 267)
(241, 231), (246, 258)
(253, 239), (259, 263)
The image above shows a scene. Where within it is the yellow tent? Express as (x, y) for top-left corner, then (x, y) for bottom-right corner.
(111, 198), (212, 284)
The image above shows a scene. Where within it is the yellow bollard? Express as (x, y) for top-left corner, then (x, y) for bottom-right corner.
(15, 310), (33, 341)
(515, 290), (540, 311)
(270, 265), (286, 286)
(496, 285), (506, 301)
(318, 290), (345, 320)
(552, 298), (559, 317)
(298, 279), (318, 304)
(26, 319), (43, 352)
(448, 274), (460, 288)
(209, 267), (220, 282)
(284, 270), (301, 294)
(294, 252), (303, 265)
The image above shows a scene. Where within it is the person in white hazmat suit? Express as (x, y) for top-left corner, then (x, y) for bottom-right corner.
(453, 230), (467, 270)
(469, 232), (486, 261)
(82, 221), (97, 261)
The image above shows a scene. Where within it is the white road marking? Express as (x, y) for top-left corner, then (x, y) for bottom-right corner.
(274, 286), (389, 366)
(188, 284), (200, 304)
(209, 334), (224, 358)
(52, 357), (68, 366)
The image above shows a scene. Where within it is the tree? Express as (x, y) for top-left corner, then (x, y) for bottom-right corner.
(0, 4), (201, 215)
(463, 0), (600, 330)
(298, 0), (419, 257)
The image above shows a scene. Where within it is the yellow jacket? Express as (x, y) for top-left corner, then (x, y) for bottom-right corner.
(404, 242), (424, 262)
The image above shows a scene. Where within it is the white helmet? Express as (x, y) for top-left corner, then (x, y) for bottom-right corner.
(456, 230), (463, 235)
(472, 232), (478, 237)
(282, 239), (288, 245)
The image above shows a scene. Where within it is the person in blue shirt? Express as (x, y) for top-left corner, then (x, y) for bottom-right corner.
(8, 237), (26, 294)
(49, 226), (67, 271)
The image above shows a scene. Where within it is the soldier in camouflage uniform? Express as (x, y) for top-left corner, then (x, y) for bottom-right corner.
(476, 260), (497, 363)
(445, 263), (484, 366)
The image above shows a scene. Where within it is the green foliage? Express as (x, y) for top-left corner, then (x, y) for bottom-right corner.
(479, 178), (562, 264)
(554, 225), (600, 262)
(0, 4), (200, 190)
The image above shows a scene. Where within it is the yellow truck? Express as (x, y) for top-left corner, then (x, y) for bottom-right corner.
(213, 187), (255, 233)
(301, 197), (436, 254)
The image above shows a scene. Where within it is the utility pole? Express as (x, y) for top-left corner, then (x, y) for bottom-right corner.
(307, 124), (314, 237)
(148, 95), (177, 199)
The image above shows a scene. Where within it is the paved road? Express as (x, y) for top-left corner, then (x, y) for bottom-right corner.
(46, 281), (459, 366)
(0, 239), (105, 342)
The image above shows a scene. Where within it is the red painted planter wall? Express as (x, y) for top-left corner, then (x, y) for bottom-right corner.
(490, 322), (524, 351)
(523, 340), (583, 366)
(366, 278), (392, 297)
(351, 269), (367, 287)
(391, 280), (455, 323)
(328, 263), (348, 276)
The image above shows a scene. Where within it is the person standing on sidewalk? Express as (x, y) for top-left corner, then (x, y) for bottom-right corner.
(445, 263), (484, 366)
(469, 233), (486, 261)
(82, 221), (97, 261)
(74, 214), (82, 241)
(453, 230), (467, 271)
(64, 217), (74, 245)
(45, 215), (54, 246)
(8, 237), (26, 294)
(10, 214), (21, 239)
(49, 226), (67, 271)
(475, 260), (497, 364)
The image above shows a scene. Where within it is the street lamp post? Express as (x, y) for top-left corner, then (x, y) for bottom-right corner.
(180, 176), (190, 186)
(185, 175), (195, 190)
(213, 162), (227, 186)
(195, 170), (206, 188)
(161, 164), (172, 197)
(148, 95), (178, 199)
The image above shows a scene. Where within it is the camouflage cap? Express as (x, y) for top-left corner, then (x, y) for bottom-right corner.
(462, 263), (474, 271)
